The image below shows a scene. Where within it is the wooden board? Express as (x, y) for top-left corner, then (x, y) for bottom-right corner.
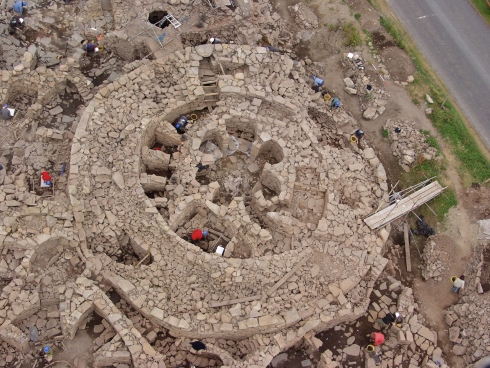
(404, 222), (411, 272)
(210, 294), (262, 308)
(364, 181), (444, 230)
(215, 0), (231, 7)
(266, 254), (310, 296)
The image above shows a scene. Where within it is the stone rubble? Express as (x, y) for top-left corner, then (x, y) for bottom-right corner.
(288, 3), (319, 29)
(384, 119), (439, 171)
(445, 243), (490, 365)
(421, 240), (447, 282)
(341, 54), (390, 121)
(0, 0), (470, 364)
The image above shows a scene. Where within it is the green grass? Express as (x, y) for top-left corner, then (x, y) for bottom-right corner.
(381, 129), (388, 138)
(377, 11), (490, 184)
(363, 29), (373, 45)
(469, 0), (490, 25)
(420, 130), (440, 152)
(343, 22), (362, 47)
(354, 13), (361, 21)
(430, 105), (490, 182)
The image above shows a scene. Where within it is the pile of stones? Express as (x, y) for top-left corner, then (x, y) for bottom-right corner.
(288, 3), (319, 29)
(445, 243), (489, 364)
(341, 54), (390, 121)
(421, 240), (447, 282)
(384, 119), (439, 171)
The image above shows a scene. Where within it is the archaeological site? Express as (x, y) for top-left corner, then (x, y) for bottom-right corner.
(0, 0), (489, 366)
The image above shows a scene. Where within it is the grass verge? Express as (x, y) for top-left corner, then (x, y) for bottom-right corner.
(372, 1), (490, 185)
(342, 22), (362, 46)
(469, 0), (490, 25)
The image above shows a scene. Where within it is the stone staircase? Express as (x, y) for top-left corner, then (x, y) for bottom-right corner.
(199, 58), (219, 111)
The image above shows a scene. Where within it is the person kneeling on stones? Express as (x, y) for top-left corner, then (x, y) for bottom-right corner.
(174, 115), (190, 134)
(191, 229), (208, 244)
(9, 17), (24, 34)
(209, 37), (223, 44)
(196, 162), (209, 172)
(330, 97), (341, 110)
(84, 42), (99, 56)
(355, 129), (364, 141)
(411, 215), (435, 238)
(451, 275), (465, 293)
(369, 331), (385, 346)
(375, 312), (402, 329)
(1, 104), (12, 121)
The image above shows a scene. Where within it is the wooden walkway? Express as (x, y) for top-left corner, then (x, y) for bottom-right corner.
(364, 181), (444, 230)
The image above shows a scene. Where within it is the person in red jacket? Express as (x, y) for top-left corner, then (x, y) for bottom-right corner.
(191, 229), (208, 244)
(41, 171), (52, 186)
(370, 332), (385, 346)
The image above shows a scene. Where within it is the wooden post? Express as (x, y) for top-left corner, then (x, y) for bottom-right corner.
(404, 222), (411, 272)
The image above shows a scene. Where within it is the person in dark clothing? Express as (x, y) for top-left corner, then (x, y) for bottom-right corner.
(190, 341), (206, 351)
(196, 162), (209, 172)
(9, 17), (24, 34)
(411, 215), (436, 237)
(174, 115), (190, 134)
(209, 37), (223, 44)
(266, 46), (280, 52)
(84, 43), (99, 56)
(375, 312), (401, 328)
(1, 104), (12, 120)
(312, 85), (323, 93)
(355, 129), (364, 141)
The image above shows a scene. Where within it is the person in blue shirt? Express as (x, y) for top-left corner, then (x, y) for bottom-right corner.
(312, 75), (324, 87)
(84, 43), (99, 56)
(174, 115), (190, 134)
(13, 1), (27, 14)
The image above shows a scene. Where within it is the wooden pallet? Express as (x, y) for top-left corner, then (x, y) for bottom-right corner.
(364, 181), (444, 230)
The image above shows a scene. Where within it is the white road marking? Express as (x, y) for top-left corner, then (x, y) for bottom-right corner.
(417, 14), (435, 19)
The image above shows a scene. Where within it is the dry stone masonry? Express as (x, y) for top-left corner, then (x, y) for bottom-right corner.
(0, 0), (472, 364)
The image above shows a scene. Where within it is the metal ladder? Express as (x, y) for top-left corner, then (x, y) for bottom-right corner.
(165, 14), (181, 29)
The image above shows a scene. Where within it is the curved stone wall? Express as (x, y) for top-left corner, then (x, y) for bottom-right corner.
(65, 44), (391, 366)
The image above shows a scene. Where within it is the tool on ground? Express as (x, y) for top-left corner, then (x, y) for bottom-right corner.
(354, 58), (365, 70)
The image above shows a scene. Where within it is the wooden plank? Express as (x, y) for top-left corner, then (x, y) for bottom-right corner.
(266, 255), (310, 296)
(210, 294), (263, 308)
(404, 222), (411, 272)
(364, 181), (444, 230)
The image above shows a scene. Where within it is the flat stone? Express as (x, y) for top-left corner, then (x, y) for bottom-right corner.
(363, 106), (377, 120)
(195, 44), (214, 57)
(343, 344), (360, 356)
(49, 106), (63, 116)
(452, 345), (466, 356)
(271, 353), (288, 368)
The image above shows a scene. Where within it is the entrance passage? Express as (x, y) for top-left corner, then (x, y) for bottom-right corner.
(148, 11), (170, 28)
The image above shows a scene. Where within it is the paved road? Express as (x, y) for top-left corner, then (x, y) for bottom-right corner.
(387, 0), (490, 150)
